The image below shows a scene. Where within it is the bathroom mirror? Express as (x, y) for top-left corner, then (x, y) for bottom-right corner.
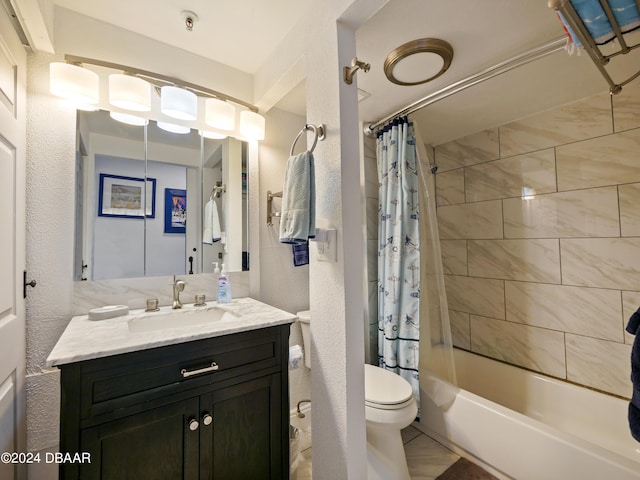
(74, 109), (249, 281)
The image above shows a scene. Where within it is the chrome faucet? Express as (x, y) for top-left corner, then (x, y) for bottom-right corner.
(172, 275), (186, 309)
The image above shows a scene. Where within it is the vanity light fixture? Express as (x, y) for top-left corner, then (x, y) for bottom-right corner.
(49, 55), (267, 141)
(157, 121), (191, 134)
(109, 111), (149, 126)
(239, 110), (266, 141)
(384, 38), (454, 86)
(108, 74), (151, 112)
(161, 86), (198, 121)
(50, 62), (99, 105)
(205, 98), (235, 131)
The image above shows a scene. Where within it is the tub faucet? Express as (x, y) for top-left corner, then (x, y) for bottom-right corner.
(172, 275), (186, 309)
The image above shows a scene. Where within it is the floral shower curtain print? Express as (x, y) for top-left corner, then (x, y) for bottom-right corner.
(377, 117), (420, 403)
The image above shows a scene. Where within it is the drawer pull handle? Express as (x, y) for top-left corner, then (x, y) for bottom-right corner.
(188, 418), (199, 431)
(203, 414), (213, 426)
(180, 362), (219, 378)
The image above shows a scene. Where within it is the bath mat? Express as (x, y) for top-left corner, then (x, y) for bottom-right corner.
(435, 457), (499, 480)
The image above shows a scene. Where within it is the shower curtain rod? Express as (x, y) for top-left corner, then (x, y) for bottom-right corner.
(364, 37), (567, 136)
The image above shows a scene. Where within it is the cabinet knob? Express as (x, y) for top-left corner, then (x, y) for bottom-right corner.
(188, 418), (199, 431)
(202, 414), (213, 426)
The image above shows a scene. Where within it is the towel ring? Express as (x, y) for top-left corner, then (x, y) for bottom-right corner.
(290, 124), (326, 156)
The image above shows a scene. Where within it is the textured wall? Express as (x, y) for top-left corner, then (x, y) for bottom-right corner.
(434, 83), (640, 398)
(258, 107), (311, 435)
(25, 52), (75, 459)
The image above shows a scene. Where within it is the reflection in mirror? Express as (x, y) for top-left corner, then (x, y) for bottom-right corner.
(201, 136), (249, 273)
(74, 110), (249, 281)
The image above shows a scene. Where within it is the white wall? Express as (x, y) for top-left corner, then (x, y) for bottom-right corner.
(257, 107), (312, 433)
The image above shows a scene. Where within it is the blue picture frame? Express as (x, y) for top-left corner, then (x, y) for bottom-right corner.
(164, 188), (187, 234)
(98, 173), (156, 219)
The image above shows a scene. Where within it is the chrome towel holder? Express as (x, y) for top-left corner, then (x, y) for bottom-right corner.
(290, 123), (326, 156)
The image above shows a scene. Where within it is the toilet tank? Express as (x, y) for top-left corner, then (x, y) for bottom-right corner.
(297, 310), (311, 369)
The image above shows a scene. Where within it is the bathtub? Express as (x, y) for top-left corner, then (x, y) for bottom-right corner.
(415, 348), (640, 480)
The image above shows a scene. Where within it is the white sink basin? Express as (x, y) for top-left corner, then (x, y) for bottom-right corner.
(128, 305), (236, 333)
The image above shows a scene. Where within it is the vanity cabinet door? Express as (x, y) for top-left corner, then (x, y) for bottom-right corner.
(199, 373), (285, 480)
(79, 397), (200, 480)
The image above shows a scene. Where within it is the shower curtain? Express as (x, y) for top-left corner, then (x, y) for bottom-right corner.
(377, 117), (421, 401)
(376, 117), (458, 410)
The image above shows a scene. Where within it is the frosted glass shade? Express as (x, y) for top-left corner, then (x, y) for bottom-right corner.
(199, 130), (227, 140)
(205, 98), (235, 131)
(109, 74), (151, 112)
(239, 110), (265, 140)
(110, 111), (148, 126)
(157, 121), (190, 134)
(50, 62), (99, 105)
(160, 86), (197, 120)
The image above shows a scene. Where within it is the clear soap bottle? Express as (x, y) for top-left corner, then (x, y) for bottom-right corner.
(217, 263), (232, 304)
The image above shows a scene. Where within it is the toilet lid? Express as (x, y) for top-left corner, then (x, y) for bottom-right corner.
(364, 364), (413, 407)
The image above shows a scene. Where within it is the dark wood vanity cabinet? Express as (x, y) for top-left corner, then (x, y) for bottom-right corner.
(57, 324), (290, 480)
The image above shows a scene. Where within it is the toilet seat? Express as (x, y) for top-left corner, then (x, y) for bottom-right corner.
(364, 364), (414, 410)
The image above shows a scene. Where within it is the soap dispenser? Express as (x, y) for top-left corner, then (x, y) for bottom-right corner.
(217, 263), (232, 304)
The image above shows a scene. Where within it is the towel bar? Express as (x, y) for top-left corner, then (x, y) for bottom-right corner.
(267, 190), (282, 226)
(549, 0), (640, 94)
(290, 124), (326, 156)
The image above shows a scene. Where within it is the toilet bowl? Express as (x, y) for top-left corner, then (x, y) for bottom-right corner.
(297, 311), (417, 480)
(364, 364), (417, 480)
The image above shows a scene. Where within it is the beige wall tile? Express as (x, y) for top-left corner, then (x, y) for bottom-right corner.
(444, 275), (505, 319)
(465, 149), (556, 202)
(613, 82), (640, 132)
(556, 128), (640, 191)
(440, 240), (467, 275)
(619, 183), (640, 237)
(503, 186), (620, 239)
(436, 169), (464, 206)
(367, 239), (377, 282)
(470, 315), (566, 378)
(468, 239), (561, 283)
(437, 201), (503, 239)
(366, 197), (378, 240)
(363, 153), (378, 200)
(623, 291), (640, 345)
(561, 238), (640, 290)
(505, 282), (623, 341)
(500, 93), (612, 157)
(434, 128), (499, 172)
(449, 310), (470, 350)
(565, 334), (632, 398)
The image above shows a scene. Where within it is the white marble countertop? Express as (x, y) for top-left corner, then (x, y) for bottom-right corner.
(46, 297), (297, 367)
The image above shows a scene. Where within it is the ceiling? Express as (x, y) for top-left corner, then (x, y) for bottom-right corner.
(50, 0), (639, 145)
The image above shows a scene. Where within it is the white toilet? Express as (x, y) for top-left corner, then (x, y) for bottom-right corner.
(364, 363), (417, 480)
(297, 310), (417, 480)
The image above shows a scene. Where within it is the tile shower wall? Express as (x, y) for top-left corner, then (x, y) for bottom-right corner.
(435, 83), (640, 398)
(363, 133), (378, 363)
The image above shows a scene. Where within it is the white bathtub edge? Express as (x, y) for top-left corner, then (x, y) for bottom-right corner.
(418, 376), (640, 480)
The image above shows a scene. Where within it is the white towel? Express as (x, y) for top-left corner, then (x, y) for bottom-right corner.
(202, 198), (221, 244)
(279, 151), (315, 243)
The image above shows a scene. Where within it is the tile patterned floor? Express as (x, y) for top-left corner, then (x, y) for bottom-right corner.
(294, 425), (461, 479)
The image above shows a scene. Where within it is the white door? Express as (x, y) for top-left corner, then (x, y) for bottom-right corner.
(0, 5), (27, 480)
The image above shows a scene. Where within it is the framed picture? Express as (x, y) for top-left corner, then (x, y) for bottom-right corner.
(164, 188), (187, 234)
(98, 174), (156, 218)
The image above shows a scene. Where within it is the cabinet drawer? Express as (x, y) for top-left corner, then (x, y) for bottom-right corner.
(70, 327), (285, 420)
